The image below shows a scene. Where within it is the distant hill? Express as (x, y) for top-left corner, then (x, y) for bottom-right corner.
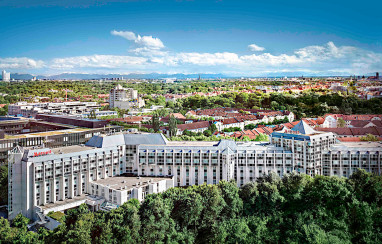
(5, 72), (378, 80)
(7, 73), (230, 80)
(9, 73), (36, 80)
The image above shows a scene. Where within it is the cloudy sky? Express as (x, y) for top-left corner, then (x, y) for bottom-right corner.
(0, 0), (381, 76)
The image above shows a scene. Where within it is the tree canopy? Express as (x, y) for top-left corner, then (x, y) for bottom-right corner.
(1, 169), (382, 243)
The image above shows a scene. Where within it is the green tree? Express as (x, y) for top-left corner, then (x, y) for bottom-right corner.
(89, 110), (97, 119)
(203, 130), (212, 137)
(153, 108), (169, 117)
(0, 165), (8, 205)
(139, 194), (175, 243)
(337, 117), (346, 128)
(255, 133), (268, 141)
(270, 101), (279, 110)
(244, 124), (256, 130)
(0, 217), (12, 242)
(360, 134), (379, 141)
(151, 114), (161, 132)
(208, 123), (217, 133)
(168, 115), (178, 137)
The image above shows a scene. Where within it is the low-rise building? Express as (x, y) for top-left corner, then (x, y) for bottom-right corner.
(90, 176), (173, 205)
(8, 101), (102, 118)
(35, 114), (109, 128)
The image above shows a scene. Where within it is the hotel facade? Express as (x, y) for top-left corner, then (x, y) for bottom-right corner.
(8, 121), (382, 222)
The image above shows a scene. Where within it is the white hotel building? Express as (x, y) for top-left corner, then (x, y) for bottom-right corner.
(8, 121), (382, 222)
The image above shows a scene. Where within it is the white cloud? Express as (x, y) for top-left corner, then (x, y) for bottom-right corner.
(50, 55), (148, 69)
(130, 47), (169, 57)
(0, 57), (44, 69)
(111, 30), (164, 50)
(111, 30), (136, 40)
(294, 41), (357, 62)
(248, 44), (265, 52)
(3, 40), (382, 76)
(170, 52), (242, 66)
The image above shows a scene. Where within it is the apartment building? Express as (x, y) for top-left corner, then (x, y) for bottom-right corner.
(109, 85), (145, 109)
(8, 122), (382, 222)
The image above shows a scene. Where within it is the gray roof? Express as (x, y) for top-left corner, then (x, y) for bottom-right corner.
(85, 133), (168, 148)
(124, 133), (168, 145)
(85, 134), (125, 148)
(291, 120), (316, 135)
(214, 139), (238, 150)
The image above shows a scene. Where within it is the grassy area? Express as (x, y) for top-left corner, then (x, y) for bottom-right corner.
(47, 211), (65, 223)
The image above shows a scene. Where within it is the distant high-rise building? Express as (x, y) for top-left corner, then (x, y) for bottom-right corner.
(109, 84), (144, 109)
(2, 70), (10, 82)
(376, 72), (379, 80)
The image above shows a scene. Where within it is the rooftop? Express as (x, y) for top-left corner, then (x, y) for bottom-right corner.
(51, 145), (95, 154)
(92, 176), (172, 191)
(86, 133), (168, 148)
(37, 113), (104, 122)
(166, 141), (218, 147)
(327, 141), (382, 153)
(339, 141), (382, 148)
(4, 128), (92, 139)
(40, 194), (87, 211)
(3, 126), (118, 139)
(290, 120), (317, 135)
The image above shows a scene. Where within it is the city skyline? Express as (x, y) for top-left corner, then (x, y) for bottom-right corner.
(0, 0), (381, 76)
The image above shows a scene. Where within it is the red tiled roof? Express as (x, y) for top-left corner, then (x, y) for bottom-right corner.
(324, 114), (382, 120)
(189, 108), (292, 119)
(338, 137), (382, 142)
(165, 113), (186, 120)
(370, 121), (382, 127)
(316, 127), (382, 136)
(261, 127), (274, 135)
(349, 120), (370, 128)
(186, 110), (197, 115)
(222, 118), (239, 125)
(351, 127), (380, 136)
(177, 121), (210, 131)
(316, 127), (353, 135)
(316, 117), (325, 124)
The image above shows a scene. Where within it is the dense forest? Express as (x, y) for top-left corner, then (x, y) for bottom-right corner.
(1, 169), (381, 243)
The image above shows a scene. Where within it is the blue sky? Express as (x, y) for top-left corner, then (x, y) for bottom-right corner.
(0, 0), (381, 76)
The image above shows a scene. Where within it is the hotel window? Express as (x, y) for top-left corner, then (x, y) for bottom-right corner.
(177, 167), (181, 183)
(195, 167), (199, 185)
